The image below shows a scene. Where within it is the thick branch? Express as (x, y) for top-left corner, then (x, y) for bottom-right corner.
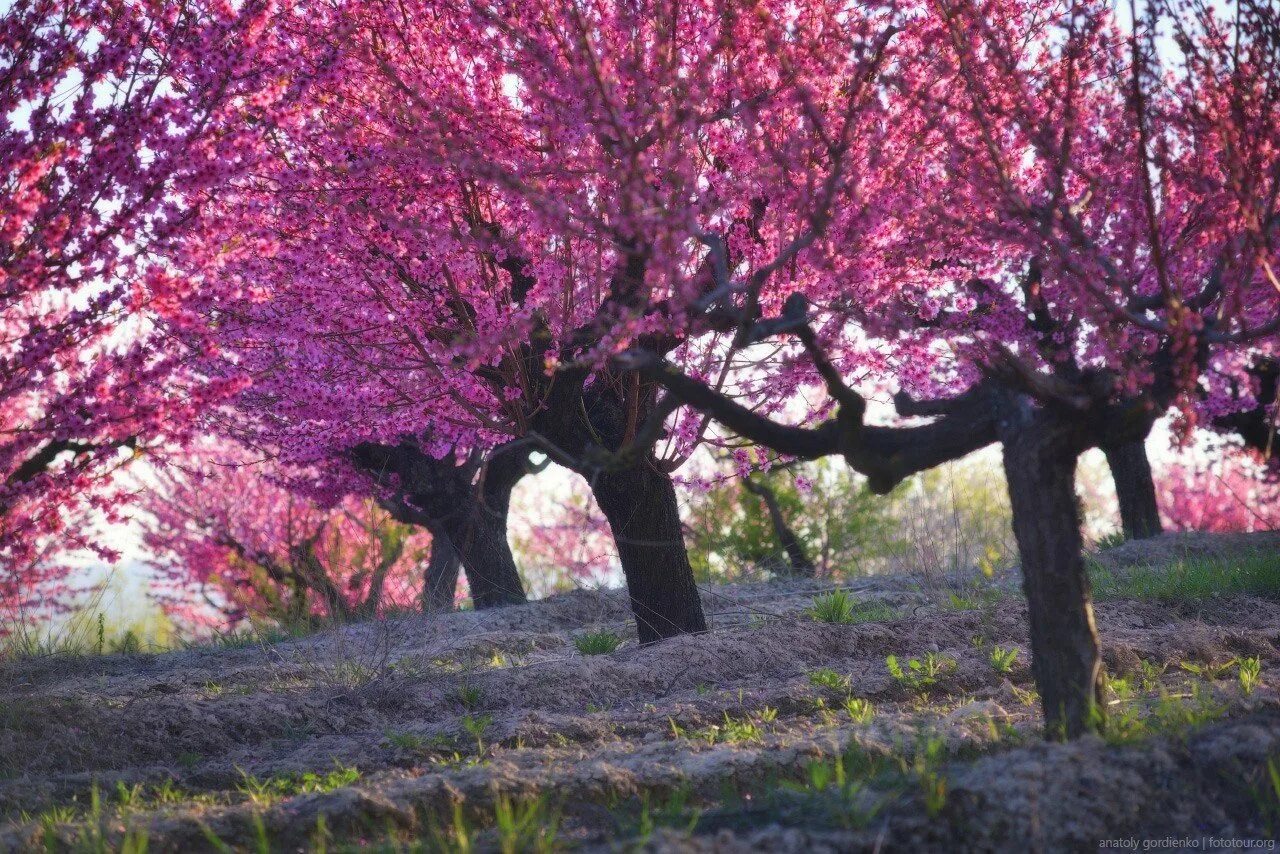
(7, 436), (136, 486)
(851, 413), (998, 494)
(629, 353), (999, 495)
(621, 352), (843, 459)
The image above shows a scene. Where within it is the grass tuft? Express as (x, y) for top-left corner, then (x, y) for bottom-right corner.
(944, 589), (1002, 611)
(844, 697), (874, 723)
(808, 591), (897, 625)
(886, 652), (956, 693)
(461, 714), (494, 753)
(1094, 530), (1128, 551)
(456, 684), (483, 710)
(808, 668), (851, 692)
(494, 793), (561, 853)
(988, 646), (1019, 675)
(1240, 657), (1263, 695)
(236, 763), (361, 807)
(572, 630), (623, 656)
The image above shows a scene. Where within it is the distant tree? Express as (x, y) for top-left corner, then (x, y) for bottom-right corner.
(0, 528), (84, 632)
(682, 458), (898, 582)
(879, 460), (1015, 581)
(1103, 440), (1164, 541)
(139, 448), (433, 632)
(511, 482), (618, 596)
(1158, 444), (1280, 534)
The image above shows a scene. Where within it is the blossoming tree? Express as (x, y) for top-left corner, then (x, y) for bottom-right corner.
(622, 0), (1280, 736)
(139, 447), (434, 630)
(1158, 442), (1279, 533)
(47, 0), (1269, 738)
(0, 0), (300, 578)
(179, 0), (911, 643)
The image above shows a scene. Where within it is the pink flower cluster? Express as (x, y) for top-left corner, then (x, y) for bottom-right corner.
(1158, 445), (1280, 534)
(5, 0), (1279, 606)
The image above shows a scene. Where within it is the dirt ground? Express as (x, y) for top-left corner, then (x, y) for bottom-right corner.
(2, 532), (1279, 852)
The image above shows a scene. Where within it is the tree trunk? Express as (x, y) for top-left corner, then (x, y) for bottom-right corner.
(442, 498), (526, 611)
(743, 476), (816, 577)
(590, 462), (708, 644)
(422, 525), (462, 613)
(289, 538), (354, 622)
(1103, 440), (1163, 540)
(353, 441), (529, 611)
(1214, 357), (1278, 457)
(442, 450), (528, 609)
(999, 402), (1104, 739)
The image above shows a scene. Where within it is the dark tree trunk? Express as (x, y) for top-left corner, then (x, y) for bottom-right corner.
(1103, 440), (1163, 540)
(999, 402), (1104, 739)
(590, 462), (708, 644)
(422, 525), (462, 612)
(442, 461), (527, 610)
(352, 441), (529, 611)
(743, 476), (816, 577)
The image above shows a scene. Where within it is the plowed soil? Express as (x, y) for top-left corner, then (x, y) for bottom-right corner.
(3, 532), (1279, 851)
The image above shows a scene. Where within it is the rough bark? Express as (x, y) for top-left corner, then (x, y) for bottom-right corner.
(590, 461), (708, 644)
(1103, 440), (1163, 540)
(440, 456), (527, 609)
(743, 476), (816, 577)
(998, 399), (1104, 739)
(352, 441), (528, 610)
(528, 358), (711, 644)
(421, 524), (462, 612)
(638, 356), (999, 494)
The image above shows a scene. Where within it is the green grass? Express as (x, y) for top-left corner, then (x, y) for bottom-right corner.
(1094, 530), (1128, 551)
(236, 763), (361, 807)
(1254, 757), (1280, 837)
(25, 785), (152, 854)
(988, 645), (1019, 675)
(1240, 657), (1263, 695)
(1, 608), (176, 660)
(753, 735), (960, 832)
(885, 652), (956, 693)
(1100, 678), (1228, 745)
(807, 591), (898, 625)
(629, 786), (701, 844)
(944, 588), (1002, 611)
(461, 714), (494, 752)
(911, 734), (949, 817)
(1177, 659), (1239, 680)
(694, 712), (765, 745)
(422, 794), (561, 854)
(777, 754), (888, 830)
(493, 793), (561, 853)
(456, 684), (483, 710)
(843, 697), (874, 723)
(572, 630), (623, 655)
(74, 790), (149, 854)
(807, 668), (851, 692)
(1090, 552), (1280, 602)
(384, 731), (429, 752)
